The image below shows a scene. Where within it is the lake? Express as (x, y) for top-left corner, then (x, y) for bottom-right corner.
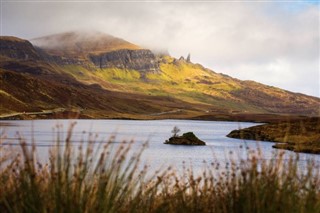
(1, 119), (319, 175)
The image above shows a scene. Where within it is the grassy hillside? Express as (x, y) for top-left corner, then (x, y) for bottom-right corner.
(0, 66), (208, 119)
(58, 55), (320, 116)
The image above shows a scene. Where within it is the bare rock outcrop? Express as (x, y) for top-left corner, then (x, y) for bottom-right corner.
(89, 49), (160, 73)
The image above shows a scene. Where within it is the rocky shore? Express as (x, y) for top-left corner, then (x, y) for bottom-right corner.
(227, 117), (320, 154)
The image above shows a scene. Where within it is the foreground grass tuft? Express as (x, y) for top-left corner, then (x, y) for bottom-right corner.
(1, 123), (320, 213)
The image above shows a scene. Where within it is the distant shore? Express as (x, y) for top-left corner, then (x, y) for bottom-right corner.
(227, 117), (320, 154)
(0, 109), (313, 123)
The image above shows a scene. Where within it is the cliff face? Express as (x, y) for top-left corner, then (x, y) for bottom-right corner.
(0, 37), (40, 61)
(31, 31), (145, 69)
(89, 49), (160, 73)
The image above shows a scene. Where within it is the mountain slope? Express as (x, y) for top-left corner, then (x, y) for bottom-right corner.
(0, 36), (203, 118)
(57, 55), (319, 116)
(0, 68), (200, 118)
(0, 32), (319, 119)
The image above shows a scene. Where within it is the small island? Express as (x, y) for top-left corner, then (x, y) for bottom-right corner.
(164, 127), (206, 146)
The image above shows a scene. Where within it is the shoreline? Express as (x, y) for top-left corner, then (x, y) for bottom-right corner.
(0, 110), (314, 123)
(227, 117), (320, 154)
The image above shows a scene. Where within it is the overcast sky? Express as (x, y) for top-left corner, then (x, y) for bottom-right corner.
(1, 1), (319, 97)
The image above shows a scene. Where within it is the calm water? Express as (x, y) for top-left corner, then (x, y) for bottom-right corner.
(1, 119), (319, 174)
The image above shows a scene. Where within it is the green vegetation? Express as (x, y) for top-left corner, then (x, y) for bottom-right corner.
(1, 124), (319, 213)
(58, 58), (249, 108)
(58, 58), (263, 112)
(181, 132), (199, 140)
(227, 117), (320, 154)
(55, 56), (319, 117)
(97, 68), (141, 83)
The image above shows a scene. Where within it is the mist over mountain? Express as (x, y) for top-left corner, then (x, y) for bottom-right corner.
(31, 31), (140, 57)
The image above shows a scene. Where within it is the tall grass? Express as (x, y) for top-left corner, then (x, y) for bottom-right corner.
(0, 122), (319, 213)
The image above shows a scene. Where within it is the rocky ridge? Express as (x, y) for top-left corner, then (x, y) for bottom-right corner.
(89, 49), (160, 73)
(0, 37), (40, 61)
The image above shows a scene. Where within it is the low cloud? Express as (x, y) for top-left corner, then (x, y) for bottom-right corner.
(2, 1), (319, 97)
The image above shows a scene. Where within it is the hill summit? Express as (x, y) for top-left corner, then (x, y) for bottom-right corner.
(31, 31), (141, 57)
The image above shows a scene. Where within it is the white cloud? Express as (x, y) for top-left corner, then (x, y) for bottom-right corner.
(2, 1), (319, 97)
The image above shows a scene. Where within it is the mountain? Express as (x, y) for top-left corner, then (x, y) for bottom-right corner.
(31, 31), (140, 57)
(0, 34), (194, 118)
(32, 31), (160, 73)
(0, 31), (319, 120)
